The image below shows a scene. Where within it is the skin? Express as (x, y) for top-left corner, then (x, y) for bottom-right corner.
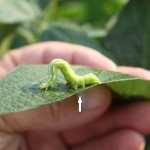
(40, 58), (101, 90)
(0, 42), (150, 150)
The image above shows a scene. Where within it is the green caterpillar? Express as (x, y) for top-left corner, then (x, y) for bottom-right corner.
(40, 58), (101, 90)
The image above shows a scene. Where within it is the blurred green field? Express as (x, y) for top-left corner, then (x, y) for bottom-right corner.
(0, 0), (126, 56)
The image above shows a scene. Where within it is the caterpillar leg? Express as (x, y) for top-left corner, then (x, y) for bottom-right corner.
(40, 65), (58, 90)
(40, 76), (57, 90)
(40, 82), (50, 90)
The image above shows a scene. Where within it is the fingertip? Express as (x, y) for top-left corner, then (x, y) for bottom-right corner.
(73, 130), (145, 150)
(71, 44), (117, 71)
(81, 85), (112, 112)
(117, 66), (150, 80)
(114, 130), (145, 150)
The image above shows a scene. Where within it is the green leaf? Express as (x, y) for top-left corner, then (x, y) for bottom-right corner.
(40, 22), (100, 49)
(0, 0), (41, 23)
(102, 0), (150, 69)
(40, 21), (114, 58)
(81, 0), (125, 27)
(10, 26), (37, 49)
(53, 0), (85, 22)
(9, 32), (29, 49)
(0, 24), (18, 57)
(0, 64), (149, 114)
(53, 0), (125, 27)
(34, 0), (51, 10)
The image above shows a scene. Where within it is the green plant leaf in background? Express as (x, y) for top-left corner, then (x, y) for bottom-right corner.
(10, 25), (38, 49)
(53, 0), (85, 23)
(40, 22), (101, 49)
(53, 0), (125, 28)
(0, 0), (41, 24)
(102, 0), (150, 69)
(0, 64), (149, 114)
(0, 24), (18, 56)
(0, 0), (126, 58)
(81, 0), (124, 27)
(40, 21), (115, 59)
(9, 31), (29, 49)
(34, 0), (51, 10)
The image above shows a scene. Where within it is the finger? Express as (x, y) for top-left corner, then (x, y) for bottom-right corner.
(0, 85), (111, 133)
(0, 132), (21, 150)
(118, 66), (150, 80)
(103, 101), (150, 135)
(62, 101), (150, 146)
(24, 131), (66, 150)
(0, 42), (116, 74)
(72, 130), (145, 150)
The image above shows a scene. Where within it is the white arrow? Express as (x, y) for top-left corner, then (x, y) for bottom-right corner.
(78, 95), (82, 112)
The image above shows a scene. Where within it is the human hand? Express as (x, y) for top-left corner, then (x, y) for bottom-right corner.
(0, 42), (149, 150)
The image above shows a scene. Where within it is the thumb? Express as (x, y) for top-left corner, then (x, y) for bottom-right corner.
(0, 85), (111, 133)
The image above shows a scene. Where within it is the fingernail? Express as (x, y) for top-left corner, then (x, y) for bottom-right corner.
(80, 85), (109, 110)
(139, 143), (145, 150)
